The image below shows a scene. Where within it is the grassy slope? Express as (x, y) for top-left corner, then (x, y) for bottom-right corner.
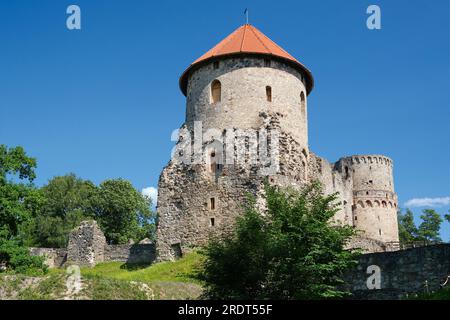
(81, 251), (203, 283)
(0, 252), (204, 300)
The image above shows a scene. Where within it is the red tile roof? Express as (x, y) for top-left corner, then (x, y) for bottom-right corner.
(179, 24), (314, 96)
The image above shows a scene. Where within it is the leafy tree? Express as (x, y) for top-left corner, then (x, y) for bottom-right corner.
(197, 182), (360, 300)
(417, 209), (443, 243)
(0, 145), (46, 274)
(445, 211), (450, 223)
(94, 179), (155, 244)
(24, 174), (98, 247)
(0, 145), (37, 236)
(398, 209), (419, 244)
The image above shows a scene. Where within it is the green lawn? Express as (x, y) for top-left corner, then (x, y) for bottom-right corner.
(81, 251), (203, 284)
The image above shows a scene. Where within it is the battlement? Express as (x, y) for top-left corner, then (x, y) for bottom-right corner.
(346, 155), (393, 167)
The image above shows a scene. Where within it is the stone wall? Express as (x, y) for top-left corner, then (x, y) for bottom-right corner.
(343, 244), (450, 299)
(67, 220), (107, 267)
(104, 244), (155, 265)
(30, 221), (156, 268)
(29, 248), (67, 268)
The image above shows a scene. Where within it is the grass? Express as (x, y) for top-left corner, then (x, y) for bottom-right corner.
(0, 252), (204, 300)
(80, 251), (203, 284)
(410, 287), (450, 300)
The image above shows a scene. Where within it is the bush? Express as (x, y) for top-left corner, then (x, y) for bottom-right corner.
(0, 229), (47, 275)
(197, 182), (360, 300)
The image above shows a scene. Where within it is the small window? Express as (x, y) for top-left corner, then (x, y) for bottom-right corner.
(213, 61), (219, 69)
(379, 229), (382, 236)
(264, 59), (271, 67)
(369, 180), (373, 184)
(171, 243), (182, 260)
(210, 198), (216, 210)
(210, 218), (215, 227)
(354, 216), (358, 221)
(211, 80), (221, 103)
(300, 91), (306, 117)
(266, 86), (272, 102)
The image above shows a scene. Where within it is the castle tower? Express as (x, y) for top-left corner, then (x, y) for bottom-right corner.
(156, 24), (314, 261)
(179, 24), (314, 152)
(346, 155), (399, 243)
(155, 24), (399, 261)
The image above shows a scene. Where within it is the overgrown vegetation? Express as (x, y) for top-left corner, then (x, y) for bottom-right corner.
(197, 182), (361, 300)
(0, 144), (156, 275)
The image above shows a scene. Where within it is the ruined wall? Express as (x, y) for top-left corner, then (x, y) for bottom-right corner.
(29, 221), (156, 267)
(104, 244), (155, 265)
(29, 248), (67, 268)
(343, 244), (450, 299)
(67, 220), (106, 267)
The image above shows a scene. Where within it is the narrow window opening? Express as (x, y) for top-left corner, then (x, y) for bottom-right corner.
(210, 218), (215, 227)
(379, 229), (382, 236)
(300, 91), (306, 117)
(266, 86), (272, 102)
(211, 80), (221, 103)
(210, 197), (216, 210)
(345, 166), (349, 179)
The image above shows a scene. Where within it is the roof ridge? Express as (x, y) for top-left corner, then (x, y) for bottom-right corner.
(248, 25), (271, 54)
(240, 24), (248, 52)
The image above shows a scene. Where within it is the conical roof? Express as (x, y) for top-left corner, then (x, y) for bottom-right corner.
(179, 24), (314, 96)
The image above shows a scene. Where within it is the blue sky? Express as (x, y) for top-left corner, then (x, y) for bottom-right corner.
(1, 1), (449, 239)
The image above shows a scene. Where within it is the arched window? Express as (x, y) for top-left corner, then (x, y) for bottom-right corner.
(366, 200), (373, 208)
(211, 80), (221, 103)
(266, 86), (272, 102)
(300, 91), (306, 117)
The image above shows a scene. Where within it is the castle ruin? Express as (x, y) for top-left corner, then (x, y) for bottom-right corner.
(156, 24), (399, 261)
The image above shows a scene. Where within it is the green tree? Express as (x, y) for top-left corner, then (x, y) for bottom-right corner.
(417, 209), (443, 243)
(0, 145), (37, 236)
(198, 182), (360, 300)
(94, 179), (155, 244)
(23, 174), (98, 248)
(398, 209), (418, 244)
(0, 145), (46, 274)
(445, 211), (450, 223)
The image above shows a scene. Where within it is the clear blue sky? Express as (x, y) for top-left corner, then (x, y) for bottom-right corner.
(1, 1), (449, 239)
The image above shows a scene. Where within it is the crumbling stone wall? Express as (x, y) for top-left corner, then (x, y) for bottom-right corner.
(29, 248), (67, 268)
(67, 220), (107, 267)
(30, 221), (156, 267)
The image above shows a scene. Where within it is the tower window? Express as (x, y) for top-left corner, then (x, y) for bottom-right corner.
(209, 197), (216, 210)
(300, 91), (306, 117)
(210, 218), (215, 227)
(379, 229), (382, 236)
(211, 80), (221, 103)
(266, 86), (272, 102)
(264, 59), (271, 67)
(213, 61), (219, 69)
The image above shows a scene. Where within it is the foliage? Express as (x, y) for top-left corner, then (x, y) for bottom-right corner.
(417, 209), (443, 242)
(0, 229), (47, 275)
(398, 209), (419, 244)
(197, 182), (360, 300)
(0, 145), (37, 236)
(398, 208), (445, 244)
(23, 175), (156, 247)
(93, 179), (156, 244)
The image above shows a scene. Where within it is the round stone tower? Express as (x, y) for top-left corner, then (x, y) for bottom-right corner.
(179, 24), (314, 151)
(346, 155), (399, 243)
